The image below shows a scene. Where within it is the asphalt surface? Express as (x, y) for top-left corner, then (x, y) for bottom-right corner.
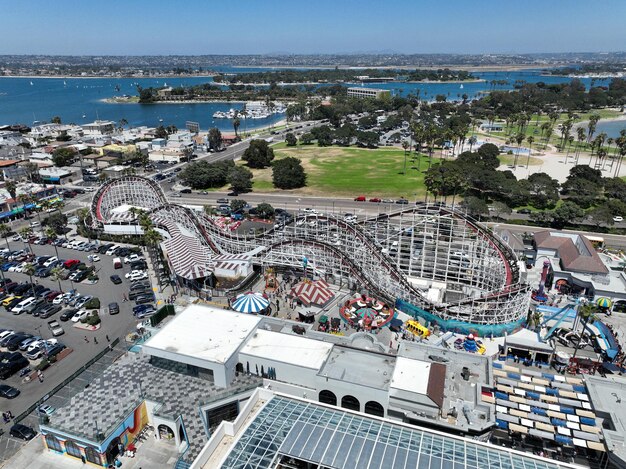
(0, 237), (155, 435)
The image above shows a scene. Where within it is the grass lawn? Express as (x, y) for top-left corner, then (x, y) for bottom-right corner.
(240, 144), (438, 198)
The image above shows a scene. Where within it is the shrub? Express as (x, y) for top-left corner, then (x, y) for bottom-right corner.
(84, 298), (100, 309)
(86, 311), (101, 326)
(35, 359), (50, 371)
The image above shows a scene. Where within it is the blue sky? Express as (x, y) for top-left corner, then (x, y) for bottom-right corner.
(1, 0), (625, 55)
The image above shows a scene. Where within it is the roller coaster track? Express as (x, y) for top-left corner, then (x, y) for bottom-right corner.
(92, 177), (530, 325)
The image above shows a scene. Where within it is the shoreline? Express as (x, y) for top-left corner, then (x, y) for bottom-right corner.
(406, 78), (485, 84)
(0, 74), (218, 80)
(101, 97), (294, 105)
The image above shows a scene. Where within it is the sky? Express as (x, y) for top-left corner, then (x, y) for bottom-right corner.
(1, 0), (625, 55)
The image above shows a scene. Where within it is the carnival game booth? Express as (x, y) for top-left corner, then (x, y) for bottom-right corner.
(339, 294), (394, 331)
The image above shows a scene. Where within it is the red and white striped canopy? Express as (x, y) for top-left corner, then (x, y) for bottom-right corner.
(289, 279), (334, 307)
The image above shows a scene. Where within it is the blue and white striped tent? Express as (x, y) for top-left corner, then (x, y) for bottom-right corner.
(232, 292), (270, 313)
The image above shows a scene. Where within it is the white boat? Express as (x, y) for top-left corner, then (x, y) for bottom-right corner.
(460, 84), (464, 89)
(30, 81), (33, 86)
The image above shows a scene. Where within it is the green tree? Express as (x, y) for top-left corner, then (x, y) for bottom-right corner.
(51, 147), (76, 167)
(233, 114), (241, 138)
(242, 139), (275, 169)
(154, 125), (167, 139)
(22, 262), (37, 297)
(300, 133), (314, 145)
(45, 211), (68, 235)
(50, 266), (65, 293)
(550, 201), (584, 229)
(179, 160), (234, 189)
(285, 132), (297, 147)
(519, 173), (560, 209)
(4, 180), (17, 201)
(50, 116), (62, 124)
(0, 224), (10, 251)
(227, 166), (253, 193)
(45, 227), (60, 257)
(573, 303), (597, 359)
(256, 203), (275, 219)
(490, 201), (512, 219)
(460, 196), (488, 218)
(230, 199), (247, 212)
(208, 127), (223, 151)
(272, 157), (307, 189)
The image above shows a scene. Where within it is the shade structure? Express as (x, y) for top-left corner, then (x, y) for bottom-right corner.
(596, 297), (612, 308)
(232, 292), (270, 313)
(355, 307), (377, 320)
(289, 279), (334, 307)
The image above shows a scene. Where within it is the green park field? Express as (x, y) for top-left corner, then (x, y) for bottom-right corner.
(243, 143), (438, 198)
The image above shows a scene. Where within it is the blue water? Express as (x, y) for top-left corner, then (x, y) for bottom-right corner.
(595, 119), (626, 139)
(0, 69), (608, 130)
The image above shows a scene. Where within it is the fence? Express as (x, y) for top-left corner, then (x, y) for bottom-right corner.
(14, 337), (122, 425)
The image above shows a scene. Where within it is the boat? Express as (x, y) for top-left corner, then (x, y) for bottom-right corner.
(30, 81), (33, 86)
(63, 80), (67, 86)
(82, 114), (86, 118)
(460, 84), (464, 89)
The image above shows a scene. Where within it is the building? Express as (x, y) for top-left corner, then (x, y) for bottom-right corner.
(192, 389), (578, 469)
(347, 87), (391, 99)
(82, 120), (116, 136)
(38, 166), (80, 184)
(585, 375), (626, 468)
(533, 231), (626, 303)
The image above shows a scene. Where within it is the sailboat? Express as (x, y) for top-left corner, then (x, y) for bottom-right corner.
(460, 84), (464, 89)
(30, 81), (33, 86)
(63, 80), (67, 86)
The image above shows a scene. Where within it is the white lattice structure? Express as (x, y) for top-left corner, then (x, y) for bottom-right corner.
(90, 177), (530, 326)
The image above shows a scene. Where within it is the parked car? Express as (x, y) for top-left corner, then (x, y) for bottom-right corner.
(0, 356), (28, 379)
(134, 293), (155, 305)
(71, 309), (89, 323)
(110, 275), (122, 285)
(129, 288), (152, 300)
(47, 320), (65, 337)
(88, 255), (100, 262)
(354, 196), (366, 202)
(369, 197), (382, 203)
(39, 304), (62, 319)
(46, 344), (66, 358)
(9, 424), (36, 440)
(38, 404), (56, 416)
(125, 270), (148, 281)
(0, 384), (20, 399)
(124, 254), (144, 264)
(59, 308), (76, 322)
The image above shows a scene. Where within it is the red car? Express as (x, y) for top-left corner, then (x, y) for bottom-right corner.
(369, 198), (382, 203)
(46, 291), (62, 301)
(354, 196), (366, 202)
(63, 259), (80, 269)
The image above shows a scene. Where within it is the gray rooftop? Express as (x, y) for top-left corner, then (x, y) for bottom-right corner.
(585, 375), (626, 466)
(319, 346), (395, 390)
(43, 353), (261, 462)
(220, 394), (575, 469)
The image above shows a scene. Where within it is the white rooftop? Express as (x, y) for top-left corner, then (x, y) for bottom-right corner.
(143, 305), (261, 364)
(239, 329), (333, 370)
(390, 357), (430, 395)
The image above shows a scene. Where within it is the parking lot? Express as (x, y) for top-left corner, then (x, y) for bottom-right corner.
(0, 235), (158, 442)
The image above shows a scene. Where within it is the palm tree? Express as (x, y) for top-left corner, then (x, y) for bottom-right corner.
(50, 266), (65, 293)
(587, 114), (601, 143)
(401, 140), (409, 174)
(0, 224), (11, 251)
(572, 302), (597, 359)
(22, 262), (37, 298)
(232, 111), (241, 139)
(525, 135), (534, 169)
(4, 180), (17, 202)
(575, 127), (586, 165)
(514, 133), (525, 168)
(19, 227), (33, 253)
(45, 227), (60, 257)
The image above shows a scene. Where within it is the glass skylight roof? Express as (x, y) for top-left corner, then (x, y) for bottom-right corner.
(221, 396), (572, 469)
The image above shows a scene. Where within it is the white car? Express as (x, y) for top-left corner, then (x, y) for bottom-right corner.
(11, 234), (21, 242)
(71, 309), (89, 323)
(125, 270), (148, 281)
(124, 254), (143, 264)
(27, 338), (57, 353)
(43, 256), (58, 268)
(106, 246), (118, 256)
(88, 255), (100, 262)
(613, 216), (624, 223)
(38, 404), (56, 416)
(12, 297), (37, 314)
(302, 208), (317, 214)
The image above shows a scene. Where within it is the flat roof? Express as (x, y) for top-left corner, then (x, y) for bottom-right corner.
(143, 304), (261, 364)
(319, 346), (395, 390)
(390, 357), (430, 394)
(239, 329), (333, 370)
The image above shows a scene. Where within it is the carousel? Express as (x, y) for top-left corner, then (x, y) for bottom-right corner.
(339, 294), (394, 331)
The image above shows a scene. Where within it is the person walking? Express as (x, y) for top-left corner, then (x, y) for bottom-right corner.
(84, 336), (89, 343)
(106, 335), (110, 342)
(94, 337), (98, 344)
